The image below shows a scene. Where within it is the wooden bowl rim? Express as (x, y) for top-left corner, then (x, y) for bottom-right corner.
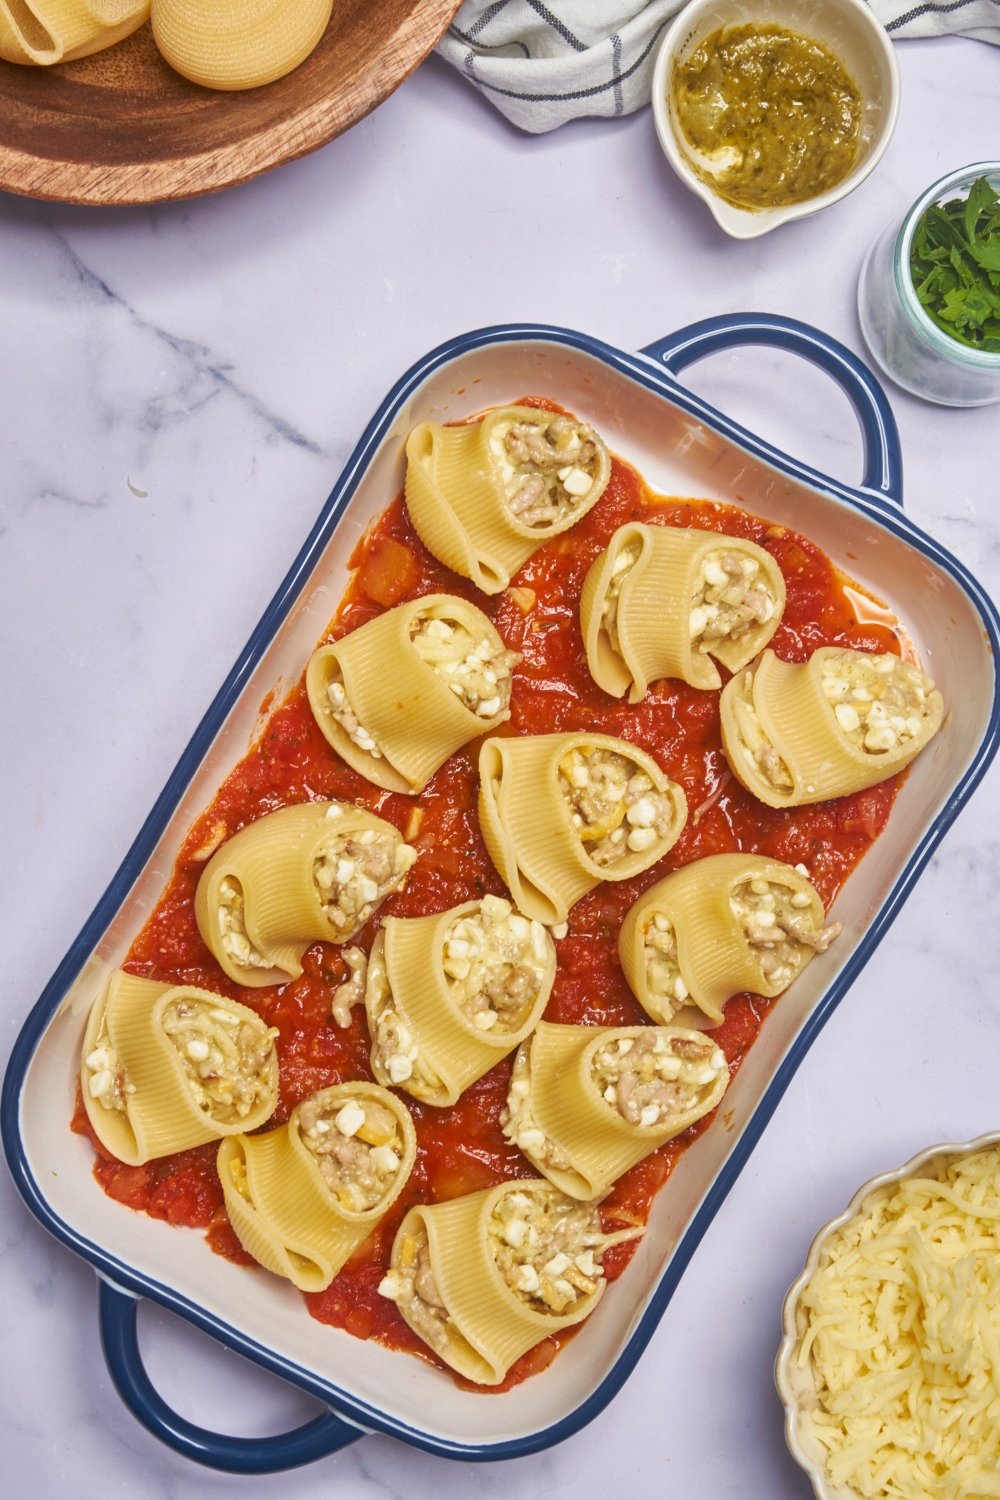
(0, 0), (463, 207)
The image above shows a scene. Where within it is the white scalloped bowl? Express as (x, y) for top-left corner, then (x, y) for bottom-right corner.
(651, 0), (900, 239)
(775, 1131), (1000, 1499)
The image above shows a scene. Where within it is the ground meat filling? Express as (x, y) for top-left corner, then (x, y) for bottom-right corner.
(366, 931), (446, 1094)
(330, 947), (367, 1029)
(642, 911), (690, 1018)
(601, 539), (642, 655)
(492, 414), (602, 529)
(558, 747), (674, 868)
(297, 1092), (404, 1213)
(84, 1017), (132, 1114)
(314, 814), (417, 939)
(160, 997), (278, 1123)
(410, 614), (521, 719)
(443, 895), (549, 1033)
(591, 1031), (727, 1128)
(501, 1042), (572, 1172)
(819, 650), (937, 756)
(731, 875), (842, 987)
(218, 876), (273, 971)
(378, 1226), (455, 1356)
(729, 668), (795, 791)
(689, 549), (777, 655)
(487, 1187), (627, 1313)
(325, 665), (384, 760)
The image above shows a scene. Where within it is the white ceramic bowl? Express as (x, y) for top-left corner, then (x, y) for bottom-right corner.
(652, 0), (901, 239)
(776, 1131), (1000, 1499)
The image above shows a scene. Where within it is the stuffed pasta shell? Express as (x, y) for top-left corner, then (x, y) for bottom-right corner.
(195, 801), (416, 987)
(580, 523), (785, 698)
(378, 1180), (641, 1384)
(619, 854), (842, 1026)
(80, 971), (278, 1165)
(405, 407), (611, 594)
(364, 895), (555, 1106)
(721, 647), (944, 808)
(307, 595), (521, 793)
(218, 1082), (416, 1292)
(502, 1023), (729, 1200)
(478, 733), (687, 925)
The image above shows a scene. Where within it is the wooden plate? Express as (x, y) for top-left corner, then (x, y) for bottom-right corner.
(0, 0), (463, 206)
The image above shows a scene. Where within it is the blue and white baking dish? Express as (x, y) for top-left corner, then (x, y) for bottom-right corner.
(4, 316), (1000, 1474)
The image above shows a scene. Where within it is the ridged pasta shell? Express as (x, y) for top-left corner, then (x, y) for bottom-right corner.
(619, 853), (828, 1024)
(514, 1022), (729, 1199)
(404, 408), (612, 595)
(194, 800), (414, 987)
(80, 971), (279, 1165)
(0, 0), (149, 66)
(389, 1182), (605, 1385)
(580, 523), (786, 699)
(719, 648), (945, 808)
(306, 595), (516, 794)
(151, 0), (332, 91)
(366, 902), (556, 1107)
(219, 1082), (417, 1291)
(478, 732), (687, 925)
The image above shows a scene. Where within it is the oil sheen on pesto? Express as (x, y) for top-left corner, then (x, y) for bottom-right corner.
(672, 24), (862, 211)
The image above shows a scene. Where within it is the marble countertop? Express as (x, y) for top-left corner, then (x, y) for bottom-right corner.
(3, 35), (1000, 1499)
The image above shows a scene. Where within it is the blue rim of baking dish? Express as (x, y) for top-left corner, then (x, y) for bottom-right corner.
(3, 315), (999, 1472)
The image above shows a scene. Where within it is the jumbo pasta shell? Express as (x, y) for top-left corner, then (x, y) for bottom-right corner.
(219, 1082), (416, 1291)
(80, 971), (279, 1165)
(389, 1182), (604, 1385)
(515, 1022), (729, 1199)
(0, 0), (149, 66)
(720, 648), (945, 809)
(306, 595), (517, 794)
(367, 902), (556, 1107)
(404, 408), (611, 596)
(619, 853), (829, 1024)
(478, 732), (687, 925)
(151, 0), (332, 91)
(580, 523), (785, 700)
(194, 800), (414, 987)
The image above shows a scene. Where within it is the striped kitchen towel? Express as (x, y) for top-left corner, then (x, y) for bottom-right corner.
(436, 0), (999, 133)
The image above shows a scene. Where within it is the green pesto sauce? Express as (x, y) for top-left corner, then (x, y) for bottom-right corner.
(672, 24), (862, 211)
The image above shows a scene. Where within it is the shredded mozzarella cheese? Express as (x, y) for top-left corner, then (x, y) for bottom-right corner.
(799, 1146), (1000, 1498)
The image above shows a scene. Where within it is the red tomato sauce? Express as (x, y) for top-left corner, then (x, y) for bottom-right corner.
(72, 420), (902, 1392)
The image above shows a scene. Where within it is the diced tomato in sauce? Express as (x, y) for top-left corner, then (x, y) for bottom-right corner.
(73, 419), (902, 1390)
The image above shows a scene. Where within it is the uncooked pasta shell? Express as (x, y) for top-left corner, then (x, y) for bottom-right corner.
(719, 648), (945, 809)
(619, 853), (827, 1024)
(0, 0), (149, 66)
(478, 732), (687, 925)
(580, 523), (785, 700)
(390, 1181), (604, 1385)
(151, 0), (332, 92)
(218, 1081), (416, 1291)
(306, 595), (514, 794)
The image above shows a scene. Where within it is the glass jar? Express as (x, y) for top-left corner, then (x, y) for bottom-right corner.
(858, 162), (1000, 407)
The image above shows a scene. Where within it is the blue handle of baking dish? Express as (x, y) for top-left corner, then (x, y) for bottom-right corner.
(99, 1279), (364, 1473)
(640, 313), (903, 506)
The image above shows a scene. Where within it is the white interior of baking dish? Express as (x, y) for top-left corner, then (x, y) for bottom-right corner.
(16, 337), (994, 1451)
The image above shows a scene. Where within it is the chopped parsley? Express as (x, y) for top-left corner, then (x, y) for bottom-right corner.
(909, 175), (1000, 353)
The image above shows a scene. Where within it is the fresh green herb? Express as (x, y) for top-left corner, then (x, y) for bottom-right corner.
(909, 175), (1000, 353)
